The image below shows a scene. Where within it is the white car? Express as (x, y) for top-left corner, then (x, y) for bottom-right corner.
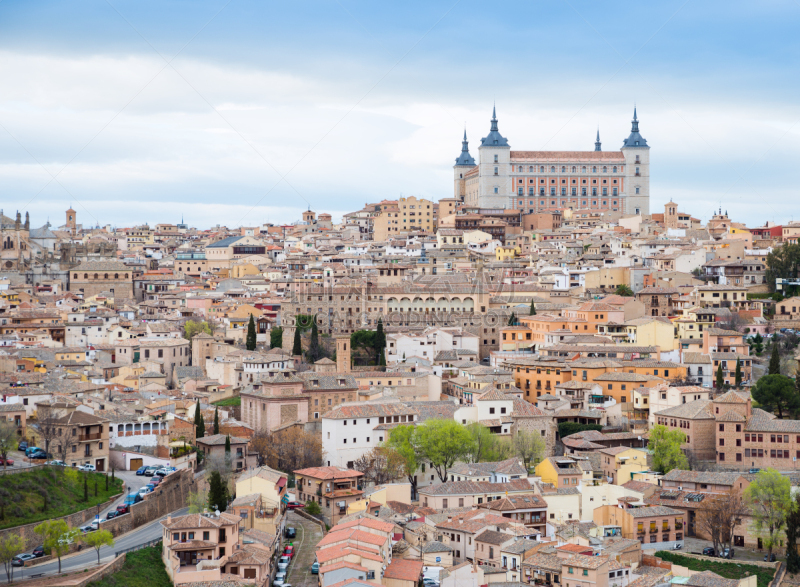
(138, 486), (151, 497)
(78, 464), (96, 472)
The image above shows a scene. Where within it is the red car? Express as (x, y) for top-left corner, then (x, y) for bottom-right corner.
(286, 501), (304, 510)
(116, 504), (130, 515)
(0, 457), (13, 466)
(285, 546), (294, 559)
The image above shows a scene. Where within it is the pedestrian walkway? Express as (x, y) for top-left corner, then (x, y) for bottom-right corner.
(286, 510), (323, 587)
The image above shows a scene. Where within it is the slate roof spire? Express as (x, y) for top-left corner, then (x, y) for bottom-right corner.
(480, 104), (509, 148)
(595, 128), (602, 152)
(622, 106), (648, 148)
(454, 128), (476, 166)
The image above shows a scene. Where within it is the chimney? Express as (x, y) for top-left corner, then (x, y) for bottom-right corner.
(167, 514), (172, 524)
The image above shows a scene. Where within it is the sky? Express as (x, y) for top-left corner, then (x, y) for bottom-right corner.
(1, 0), (800, 229)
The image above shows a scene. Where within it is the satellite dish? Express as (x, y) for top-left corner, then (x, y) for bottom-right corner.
(215, 509), (221, 517)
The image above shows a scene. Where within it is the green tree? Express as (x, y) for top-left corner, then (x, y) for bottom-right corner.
(529, 299), (536, 315)
(615, 284), (634, 297)
(786, 493), (800, 574)
(292, 327), (302, 356)
(716, 363), (724, 389)
(379, 350), (386, 367)
(751, 374), (800, 418)
(735, 359), (742, 387)
(745, 468), (793, 558)
(386, 425), (420, 498)
(0, 421), (16, 472)
(35, 519), (77, 574)
(769, 342), (781, 375)
(765, 242), (800, 293)
(207, 471), (228, 512)
(305, 500), (321, 515)
(465, 423), (496, 463)
(415, 420), (473, 482)
(270, 327), (283, 349)
(647, 425), (688, 474)
(0, 533), (25, 584)
(751, 332), (764, 355)
(513, 429), (546, 470)
(187, 487), (209, 514)
(508, 312), (517, 326)
(184, 320), (212, 343)
(307, 320), (322, 363)
(82, 529), (114, 565)
(213, 407), (220, 435)
(246, 314), (257, 351)
(224, 435), (231, 456)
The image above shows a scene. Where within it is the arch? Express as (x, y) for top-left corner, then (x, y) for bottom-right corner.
(84, 274), (88, 279)
(612, 166), (617, 173)
(436, 297), (450, 311)
(582, 166), (587, 173)
(93, 273), (98, 279)
(561, 166), (566, 172)
(572, 166), (576, 172)
(540, 166), (544, 173)
(104, 273), (108, 279)
(424, 297), (436, 311)
(124, 273), (128, 278)
(602, 166), (607, 172)
(399, 297), (412, 312)
(462, 297), (475, 311)
(387, 297), (399, 311)
(143, 422), (151, 434)
(550, 166), (555, 172)
(114, 273), (119, 279)
(592, 166), (597, 172)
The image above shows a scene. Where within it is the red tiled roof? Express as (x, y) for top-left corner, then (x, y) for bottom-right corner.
(383, 559), (423, 582)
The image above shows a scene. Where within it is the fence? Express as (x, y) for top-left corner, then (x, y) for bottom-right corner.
(116, 537), (162, 557)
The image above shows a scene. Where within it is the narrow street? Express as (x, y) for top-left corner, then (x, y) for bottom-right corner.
(286, 511), (323, 587)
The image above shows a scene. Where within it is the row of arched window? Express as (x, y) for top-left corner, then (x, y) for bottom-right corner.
(73, 273), (129, 279)
(516, 165), (620, 173)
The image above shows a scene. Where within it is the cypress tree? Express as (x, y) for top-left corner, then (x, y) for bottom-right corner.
(224, 435), (231, 455)
(213, 407), (220, 435)
(308, 320), (321, 363)
(194, 402), (203, 439)
(530, 300), (536, 315)
(376, 318), (386, 353)
(292, 327), (302, 356)
(379, 350), (386, 367)
(208, 471), (227, 512)
(508, 312), (516, 326)
(716, 363), (724, 390)
(769, 342), (781, 375)
(197, 411), (205, 439)
(735, 359), (742, 387)
(246, 314), (257, 351)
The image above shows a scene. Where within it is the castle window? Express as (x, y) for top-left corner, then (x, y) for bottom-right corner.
(550, 166), (555, 172)
(613, 166), (617, 172)
(494, 155), (498, 163)
(540, 166), (544, 172)
(104, 273), (108, 279)
(561, 166), (566, 172)
(636, 187), (640, 194)
(572, 166), (576, 172)
(84, 274), (88, 279)
(603, 166), (607, 172)
(93, 274), (98, 279)
(115, 273), (118, 278)
(582, 166), (586, 172)
(518, 166), (523, 172)
(529, 166), (534, 172)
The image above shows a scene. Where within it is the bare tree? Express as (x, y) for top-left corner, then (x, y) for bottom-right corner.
(0, 421), (17, 471)
(695, 490), (746, 555)
(251, 427), (323, 473)
(34, 404), (62, 459)
(352, 447), (405, 486)
(514, 429), (546, 470)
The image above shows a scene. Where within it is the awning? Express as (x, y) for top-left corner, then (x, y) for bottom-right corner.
(281, 495), (290, 504)
(277, 478), (287, 488)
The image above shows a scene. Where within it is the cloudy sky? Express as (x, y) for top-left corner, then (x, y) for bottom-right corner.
(1, 0), (799, 229)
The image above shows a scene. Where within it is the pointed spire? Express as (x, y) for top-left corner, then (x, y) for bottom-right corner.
(594, 128), (602, 152)
(631, 107), (639, 133)
(490, 104), (498, 132)
(455, 127), (476, 166)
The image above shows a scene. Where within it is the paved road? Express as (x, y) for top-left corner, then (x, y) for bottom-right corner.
(286, 511), (322, 587)
(16, 507), (189, 580)
(646, 536), (782, 563)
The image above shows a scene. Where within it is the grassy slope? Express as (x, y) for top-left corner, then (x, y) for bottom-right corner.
(86, 546), (171, 587)
(0, 468), (123, 530)
(212, 396), (241, 406)
(655, 551), (775, 587)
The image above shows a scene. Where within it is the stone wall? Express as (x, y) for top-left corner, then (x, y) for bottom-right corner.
(0, 493), (122, 551)
(0, 469), (195, 549)
(15, 554), (128, 587)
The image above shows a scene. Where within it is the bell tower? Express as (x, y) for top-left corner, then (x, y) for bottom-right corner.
(336, 336), (351, 374)
(66, 207), (77, 235)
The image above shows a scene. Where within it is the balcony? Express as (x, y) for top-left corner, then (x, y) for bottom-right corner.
(84, 449), (93, 457)
(79, 432), (102, 442)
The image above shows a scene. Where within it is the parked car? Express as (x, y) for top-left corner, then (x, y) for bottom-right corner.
(116, 504), (130, 515)
(273, 580), (287, 587)
(285, 501), (304, 510)
(0, 457), (14, 466)
(720, 548), (735, 559)
(278, 556), (290, 571)
(749, 468), (761, 474)
(311, 562), (319, 574)
(78, 464), (96, 472)
(138, 486), (151, 497)
(285, 527), (296, 539)
(32, 545), (44, 558)
(29, 450), (52, 460)
(80, 524), (97, 534)
(136, 466), (148, 475)
(765, 553), (777, 562)
(275, 571), (287, 583)
(150, 477), (162, 487)
(672, 543), (682, 550)
(47, 460), (67, 466)
(146, 483), (157, 493)
(124, 492), (143, 506)
(702, 547), (716, 556)
(18, 441), (28, 451)
(284, 545), (294, 559)
(155, 468), (171, 477)
(12, 553), (35, 567)
(143, 465), (160, 476)
(106, 510), (119, 520)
